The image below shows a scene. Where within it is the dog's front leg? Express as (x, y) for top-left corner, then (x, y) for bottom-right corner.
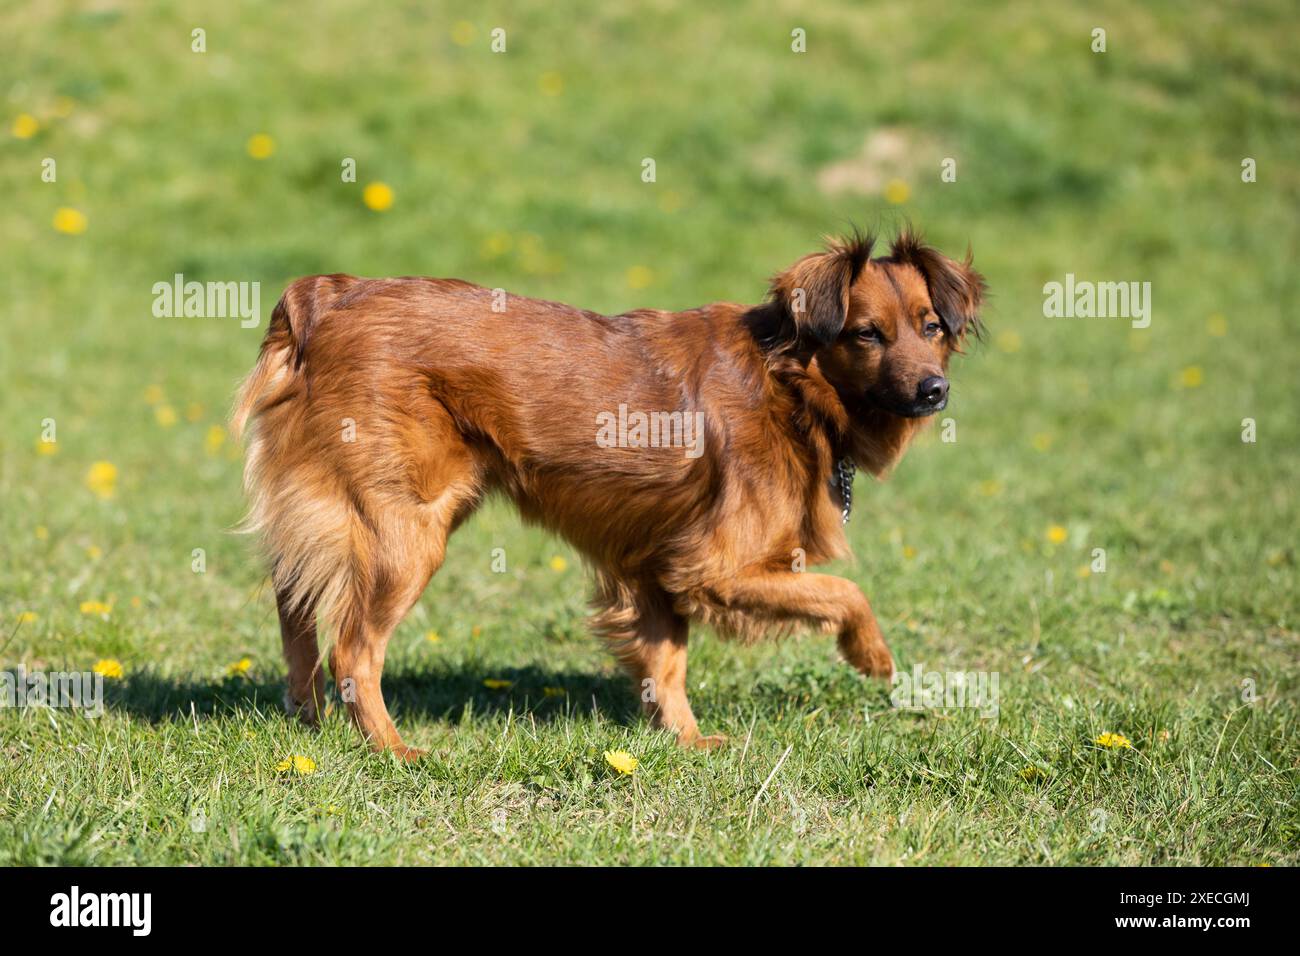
(710, 572), (895, 678)
(595, 588), (726, 750)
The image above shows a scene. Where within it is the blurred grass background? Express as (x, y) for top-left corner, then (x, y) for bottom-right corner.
(0, 1), (1296, 864)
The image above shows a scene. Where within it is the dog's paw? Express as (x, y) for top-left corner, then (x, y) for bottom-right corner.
(388, 745), (427, 763)
(866, 653), (896, 681)
(846, 645), (895, 681)
(282, 689), (321, 726)
(691, 734), (729, 751)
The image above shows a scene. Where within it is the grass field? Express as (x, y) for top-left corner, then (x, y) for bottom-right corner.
(2, 1), (1297, 865)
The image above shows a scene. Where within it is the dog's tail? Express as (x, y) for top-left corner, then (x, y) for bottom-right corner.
(231, 274), (367, 645)
(231, 274), (355, 441)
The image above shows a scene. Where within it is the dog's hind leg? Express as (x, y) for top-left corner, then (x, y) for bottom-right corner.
(328, 484), (476, 760)
(276, 586), (325, 724)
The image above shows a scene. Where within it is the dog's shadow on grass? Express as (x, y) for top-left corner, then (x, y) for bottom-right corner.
(108, 664), (637, 728)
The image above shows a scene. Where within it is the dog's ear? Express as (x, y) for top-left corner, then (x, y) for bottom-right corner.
(891, 230), (987, 343)
(767, 231), (873, 348)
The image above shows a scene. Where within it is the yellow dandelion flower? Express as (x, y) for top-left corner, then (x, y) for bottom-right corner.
(483, 678), (513, 690)
(1094, 732), (1132, 750)
(471, 625), (482, 638)
(902, 545), (917, 560)
(53, 207), (87, 235)
(1076, 564), (1091, 578)
(17, 611), (38, 624)
(154, 404), (178, 427)
(363, 182), (394, 211)
(604, 749), (638, 774)
(658, 190), (684, 213)
(12, 112), (40, 139)
(481, 232), (512, 258)
(85, 460), (118, 499)
(36, 438), (58, 456)
(425, 630), (441, 644)
(451, 20), (474, 46)
(549, 555), (568, 572)
(130, 596), (142, 609)
(539, 71), (564, 96)
(35, 525), (49, 541)
(542, 686), (566, 698)
(143, 384), (165, 405)
(276, 755), (317, 775)
(51, 96), (75, 118)
(1206, 314), (1227, 337)
(1031, 432), (1053, 452)
(185, 402), (205, 422)
(883, 178), (911, 204)
(1178, 365), (1203, 389)
(626, 265), (653, 290)
(204, 424), (226, 455)
(226, 657), (253, 677)
(977, 479), (1003, 497)
(92, 658), (124, 679)
(85, 544), (102, 560)
(1046, 524), (1068, 544)
(996, 330), (1022, 353)
(81, 600), (113, 617)
(246, 133), (275, 159)
(1020, 765), (1048, 782)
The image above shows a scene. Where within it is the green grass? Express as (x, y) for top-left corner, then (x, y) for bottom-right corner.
(2, 0), (1297, 865)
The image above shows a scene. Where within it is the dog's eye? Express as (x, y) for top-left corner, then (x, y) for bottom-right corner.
(857, 326), (883, 344)
(924, 321), (943, 339)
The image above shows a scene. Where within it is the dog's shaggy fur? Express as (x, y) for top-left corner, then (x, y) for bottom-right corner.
(233, 228), (985, 757)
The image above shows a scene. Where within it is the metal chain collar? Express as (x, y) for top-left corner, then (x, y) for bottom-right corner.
(832, 456), (856, 525)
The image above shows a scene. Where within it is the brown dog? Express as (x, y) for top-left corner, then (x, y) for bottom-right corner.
(232, 228), (985, 758)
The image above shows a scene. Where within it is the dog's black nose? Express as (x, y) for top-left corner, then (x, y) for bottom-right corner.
(919, 376), (949, 406)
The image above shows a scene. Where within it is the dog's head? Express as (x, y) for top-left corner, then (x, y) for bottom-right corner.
(767, 228), (986, 418)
